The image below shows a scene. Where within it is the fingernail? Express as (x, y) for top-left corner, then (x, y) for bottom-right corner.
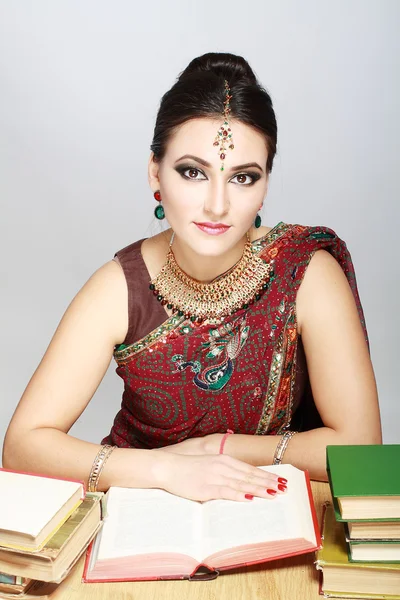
(267, 489), (277, 495)
(245, 494), (254, 500)
(278, 477), (288, 484)
(278, 484), (287, 492)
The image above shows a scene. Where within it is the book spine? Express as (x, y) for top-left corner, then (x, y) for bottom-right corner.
(188, 565), (219, 580)
(0, 573), (28, 585)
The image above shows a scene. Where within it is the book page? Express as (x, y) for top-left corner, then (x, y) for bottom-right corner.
(96, 488), (203, 562)
(201, 464), (316, 558)
(0, 470), (82, 537)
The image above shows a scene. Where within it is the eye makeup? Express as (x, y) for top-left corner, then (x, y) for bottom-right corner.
(174, 164), (262, 186)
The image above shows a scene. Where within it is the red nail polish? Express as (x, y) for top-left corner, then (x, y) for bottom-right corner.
(245, 494), (254, 500)
(278, 484), (287, 492)
(278, 477), (288, 484)
(267, 488), (277, 495)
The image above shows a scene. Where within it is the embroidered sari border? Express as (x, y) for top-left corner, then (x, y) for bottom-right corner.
(256, 330), (285, 434)
(284, 310), (299, 432)
(272, 309), (298, 434)
(255, 309), (299, 435)
(114, 314), (186, 364)
(251, 221), (291, 254)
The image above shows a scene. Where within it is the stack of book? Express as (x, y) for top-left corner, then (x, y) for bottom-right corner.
(0, 468), (104, 597)
(316, 445), (400, 599)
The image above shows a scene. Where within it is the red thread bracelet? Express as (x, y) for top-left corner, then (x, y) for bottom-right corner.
(219, 429), (234, 454)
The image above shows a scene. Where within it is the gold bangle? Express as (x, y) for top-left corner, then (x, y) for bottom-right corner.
(272, 431), (297, 465)
(87, 445), (115, 492)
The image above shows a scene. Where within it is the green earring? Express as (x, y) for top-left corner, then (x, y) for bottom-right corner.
(154, 191), (165, 220)
(254, 213), (262, 228)
(154, 204), (165, 220)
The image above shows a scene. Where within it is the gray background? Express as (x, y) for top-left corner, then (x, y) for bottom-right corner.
(1, 0), (399, 460)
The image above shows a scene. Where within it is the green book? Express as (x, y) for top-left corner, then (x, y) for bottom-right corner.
(348, 539), (400, 563)
(316, 504), (400, 597)
(326, 445), (400, 521)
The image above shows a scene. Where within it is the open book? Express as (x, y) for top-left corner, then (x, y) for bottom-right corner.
(83, 464), (320, 582)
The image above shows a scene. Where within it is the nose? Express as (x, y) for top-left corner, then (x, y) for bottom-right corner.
(203, 180), (229, 218)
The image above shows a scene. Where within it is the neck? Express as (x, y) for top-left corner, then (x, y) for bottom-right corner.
(170, 235), (249, 283)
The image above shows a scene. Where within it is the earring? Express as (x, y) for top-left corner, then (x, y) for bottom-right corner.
(154, 191), (165, 220)
(254, 213), (262, 228)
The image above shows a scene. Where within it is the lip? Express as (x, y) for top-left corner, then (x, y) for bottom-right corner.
(194, 222), (231, 236)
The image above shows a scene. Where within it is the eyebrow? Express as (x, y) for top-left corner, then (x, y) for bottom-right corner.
(174, 154), (264, 173)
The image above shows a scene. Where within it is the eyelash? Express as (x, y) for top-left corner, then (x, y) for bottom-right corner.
(175, 165), (261, 186)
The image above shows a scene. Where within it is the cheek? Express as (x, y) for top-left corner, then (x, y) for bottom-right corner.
(162, 194), (194, 228)
(163, 185), (202, 217)
(231, 195), (261, 218)
(164, 196), (195, 220)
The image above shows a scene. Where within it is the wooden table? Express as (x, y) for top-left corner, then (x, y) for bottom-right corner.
(14, 482), (331, 600)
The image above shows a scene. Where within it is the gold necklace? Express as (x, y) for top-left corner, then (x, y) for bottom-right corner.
(149, 241), (273, 322)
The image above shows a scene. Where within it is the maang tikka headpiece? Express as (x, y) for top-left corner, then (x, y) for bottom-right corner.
(213, 80), (234, 171)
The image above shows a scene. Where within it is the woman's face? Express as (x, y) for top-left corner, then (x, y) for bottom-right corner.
(149, 117), (269, 257)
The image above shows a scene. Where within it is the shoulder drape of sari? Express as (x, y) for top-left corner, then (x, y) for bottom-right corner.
(101, 223), (368, 449)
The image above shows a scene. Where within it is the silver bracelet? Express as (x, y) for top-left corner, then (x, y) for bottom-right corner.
(272, 431), (297, 465)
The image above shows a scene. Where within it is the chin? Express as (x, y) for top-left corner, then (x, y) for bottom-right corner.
(186, 233), (240, 257)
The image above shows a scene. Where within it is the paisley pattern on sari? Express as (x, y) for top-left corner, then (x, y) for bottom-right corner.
(101, 222), (368, 449)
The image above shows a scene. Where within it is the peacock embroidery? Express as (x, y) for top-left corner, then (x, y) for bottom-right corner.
(171, 315), (249, 391)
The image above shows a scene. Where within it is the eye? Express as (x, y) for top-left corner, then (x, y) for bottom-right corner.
(174, 165), (261, 186)
(175, 165), (207, 180)
(231, 172), (261, 186)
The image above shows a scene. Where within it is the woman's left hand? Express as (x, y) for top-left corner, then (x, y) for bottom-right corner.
(155, 433), (223, 456)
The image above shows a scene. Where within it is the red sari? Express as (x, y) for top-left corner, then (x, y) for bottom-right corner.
(101, 222), (368, 449)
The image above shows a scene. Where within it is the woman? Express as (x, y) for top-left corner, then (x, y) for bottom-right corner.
(2, 52), (381, 502)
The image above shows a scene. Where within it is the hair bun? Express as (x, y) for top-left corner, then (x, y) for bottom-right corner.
(178, 52), (257, 85)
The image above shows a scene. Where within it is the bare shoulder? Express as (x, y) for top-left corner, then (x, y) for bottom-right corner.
(65, 258), (129, 346)
(296, 249), (359, 336)
(87, 257), (126, 286)
(80, 259), (127, 308)
(299, 248), (344, 281)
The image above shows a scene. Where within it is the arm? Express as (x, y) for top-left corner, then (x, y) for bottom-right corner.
(198, 250), (381, 480)
(2, 260), (169, 491)
(2, 260), (283, 501)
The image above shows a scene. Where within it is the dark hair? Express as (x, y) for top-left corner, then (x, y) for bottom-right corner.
(150, 52), (277, 173)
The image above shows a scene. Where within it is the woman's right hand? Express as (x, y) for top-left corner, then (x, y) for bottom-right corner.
(155, 452), (287, 502)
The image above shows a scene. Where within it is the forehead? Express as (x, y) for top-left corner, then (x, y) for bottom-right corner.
(166, 118), (267, 160)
